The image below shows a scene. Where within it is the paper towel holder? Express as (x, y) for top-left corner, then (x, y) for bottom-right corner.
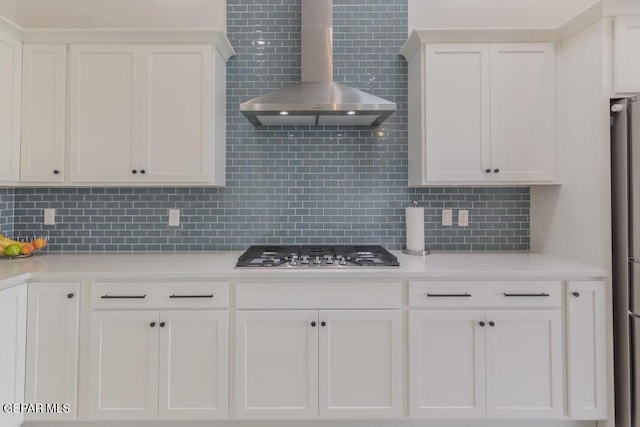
(403, 200), (430, 256)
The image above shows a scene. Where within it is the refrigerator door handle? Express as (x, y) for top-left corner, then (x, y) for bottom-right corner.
(630, 311), (640, 319)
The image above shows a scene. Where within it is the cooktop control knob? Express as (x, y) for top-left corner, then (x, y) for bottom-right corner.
(289, 258), (298, 266)
(325, 256), (334, 264)
(301, 255), (309, 265)
(314, 256), (322, 265)
(338, 256), (347, 265)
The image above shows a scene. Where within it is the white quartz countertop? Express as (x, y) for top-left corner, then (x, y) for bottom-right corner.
(0, 251), (608, 289)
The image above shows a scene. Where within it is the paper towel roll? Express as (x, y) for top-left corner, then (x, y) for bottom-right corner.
(406, 206), (425, 251)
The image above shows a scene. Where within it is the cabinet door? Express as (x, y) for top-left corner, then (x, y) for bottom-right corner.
(25, 282), (80, 421)
(0, 284), (27, 427)
(485, 309), (563, 418)
(89, 311), (159, 420)
(159, 311), (228, 420)
(489, 43), (557, 182)
(21, 44), (66, 183)
(614, 16), (640, 93)
(319, 310), (402, 419)
(235, 310), (318, 419)
(69, 44), (141, 183)
(140, 45), (212, 183)
(0, 34), (21, 183)
(424, 44), (491, 183)
(566, 281), (607, 419)
(409, 310), (486, 419)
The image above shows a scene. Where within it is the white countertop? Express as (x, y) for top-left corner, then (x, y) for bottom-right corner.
(0, 251), (608, 289)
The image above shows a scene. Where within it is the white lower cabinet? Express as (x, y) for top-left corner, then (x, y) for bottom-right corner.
(409, 310), (486, 418)
(89, 310), (228, 420)
(485, 310), (563, 419)
(235, 309), (402, 419)
(410, 308), (563, 419)
(566, 281), (607, 419)
(25, 282), (80, 421)
(0, 283), (27, 427)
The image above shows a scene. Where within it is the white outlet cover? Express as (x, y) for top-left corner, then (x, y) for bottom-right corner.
(44, 208), (56, 225)
(442, 209), (453, 226)
(168, 209), (180, 227)
(458, 210), (469, 227)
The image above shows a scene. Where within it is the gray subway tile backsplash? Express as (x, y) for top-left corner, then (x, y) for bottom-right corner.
(0, 0), (529, 252)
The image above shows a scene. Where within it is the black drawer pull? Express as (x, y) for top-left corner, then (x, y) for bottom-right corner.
(503, 293), (550, 297)
(101, 294), (147, 299)
(427, 293), (472, 297)
(169, 294), (214, 299)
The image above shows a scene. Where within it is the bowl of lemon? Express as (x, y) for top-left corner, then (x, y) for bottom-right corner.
(0, 233), (47, 258)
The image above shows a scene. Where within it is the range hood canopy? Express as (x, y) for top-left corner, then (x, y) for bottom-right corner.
(240, 0), (396, 127)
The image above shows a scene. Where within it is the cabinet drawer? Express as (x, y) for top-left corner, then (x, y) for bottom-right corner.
(409, 281), (562, 308)
(91, 282), (229, 309)
(236, 282), (402, 309)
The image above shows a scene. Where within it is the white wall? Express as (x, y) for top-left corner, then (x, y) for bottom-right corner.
(15, 0), (225, 29)
(0, 0), (15, 22)
(530, 19), (611, 269)
(409, 0), (599, 32)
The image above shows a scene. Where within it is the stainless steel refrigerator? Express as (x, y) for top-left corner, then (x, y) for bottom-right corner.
(612, 96), (640, 427)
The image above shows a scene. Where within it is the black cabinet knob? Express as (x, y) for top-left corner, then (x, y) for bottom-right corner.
(53, 170), (60, 175)
(150, 322), (156, 327)
(485, 169), (491, 173)
(572, 291), (580, 297)
(479, 321), (485, 327)
(67, 293), (74, 299)
(160, 322), (166, 327)
(140, 170), (146, 174)
(494, 169), (500, 173)
(489, 321), (495, 327)
(132, 169), (137, 174)
(311, 321), (316, 327)
(321, 321), (326, 327)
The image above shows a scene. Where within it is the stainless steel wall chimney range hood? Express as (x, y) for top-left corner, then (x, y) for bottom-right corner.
(240, 0), (396, 127)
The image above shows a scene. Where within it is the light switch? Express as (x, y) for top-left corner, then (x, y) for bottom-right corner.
(44, 208), (56, 225)
(442, 209), (453, 226)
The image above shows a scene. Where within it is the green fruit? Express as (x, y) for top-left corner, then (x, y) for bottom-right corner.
(5, 244), (21, 257)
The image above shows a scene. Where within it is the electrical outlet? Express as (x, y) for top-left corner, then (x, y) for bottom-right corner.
(168, 209), (180, 227)
(44, 208), (56, 225)
(442, 209), (453, 226)
(458, 210), (469, 227)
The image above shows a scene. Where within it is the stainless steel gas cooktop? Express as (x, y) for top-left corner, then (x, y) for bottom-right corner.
(235, 245), (400, 268)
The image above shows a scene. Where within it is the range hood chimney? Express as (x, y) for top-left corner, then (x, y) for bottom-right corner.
(240, 0), (396, 127)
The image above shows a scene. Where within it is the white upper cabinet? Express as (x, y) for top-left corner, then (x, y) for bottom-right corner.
(0, 25), (22, 185)
(489, 43), (557, 182)
(141, 45), (213, 183)
(22, 30), (235, 187)
(69, 43), (223, 185)
(21, 44), (67, 183)
(69, 45), (141, 183)
(401, 32), (558, 186)
(424, 44), (491, 183)
(614, 16), (640, 93)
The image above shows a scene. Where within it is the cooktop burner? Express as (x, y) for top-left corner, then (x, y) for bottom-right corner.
(236, 245), (400, 268)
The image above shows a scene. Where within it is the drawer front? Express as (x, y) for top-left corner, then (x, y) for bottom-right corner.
(409, 281), (562, 308)
(236, 282), (403, 309)
(91, 282), (229, 309)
